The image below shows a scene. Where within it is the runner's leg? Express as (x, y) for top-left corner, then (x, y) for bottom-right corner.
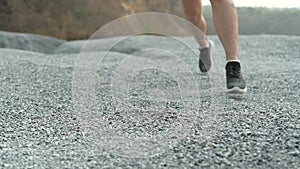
(210, 0), (238, 61)
(182, 0), (208, 47)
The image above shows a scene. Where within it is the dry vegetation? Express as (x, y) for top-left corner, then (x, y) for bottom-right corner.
(0, 0), (184, 40)
(1, 0), (299, 40)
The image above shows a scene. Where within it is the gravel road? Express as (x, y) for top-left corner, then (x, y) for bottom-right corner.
(0, 32), (299, 168)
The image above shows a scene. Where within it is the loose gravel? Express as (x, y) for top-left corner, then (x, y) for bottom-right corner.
(0, 33), (299, 168)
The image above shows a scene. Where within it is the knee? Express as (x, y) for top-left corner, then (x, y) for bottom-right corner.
(185, 11), (202, 25)
(210, 0), (234, 5)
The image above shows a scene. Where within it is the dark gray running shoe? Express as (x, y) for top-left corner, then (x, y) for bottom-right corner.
(226, 61), (247, 94)
(199, 40), (213, 73)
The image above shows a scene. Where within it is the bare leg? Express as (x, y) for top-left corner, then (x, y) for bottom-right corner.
(182, 0), (208, 47)
(210, 0), (239, 61)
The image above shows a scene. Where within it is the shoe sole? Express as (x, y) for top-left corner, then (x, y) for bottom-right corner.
(226, 87), (247, 94)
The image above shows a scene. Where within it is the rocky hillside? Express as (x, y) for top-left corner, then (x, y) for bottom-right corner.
(1, 0), (299, 40)
(0, 0), (184, 40)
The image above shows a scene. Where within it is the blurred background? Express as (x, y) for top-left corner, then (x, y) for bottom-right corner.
(0, 0), (300, 40)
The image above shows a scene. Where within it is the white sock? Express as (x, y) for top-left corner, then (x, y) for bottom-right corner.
(200, 42), (209, 49)
(226, 60), (240, 64)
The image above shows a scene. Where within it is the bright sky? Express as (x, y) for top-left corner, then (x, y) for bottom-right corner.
(202, 0), (300, 8)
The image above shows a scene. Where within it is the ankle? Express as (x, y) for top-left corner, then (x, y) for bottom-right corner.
(226, 59), (240, 64)
(199, 38), (209, 49)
